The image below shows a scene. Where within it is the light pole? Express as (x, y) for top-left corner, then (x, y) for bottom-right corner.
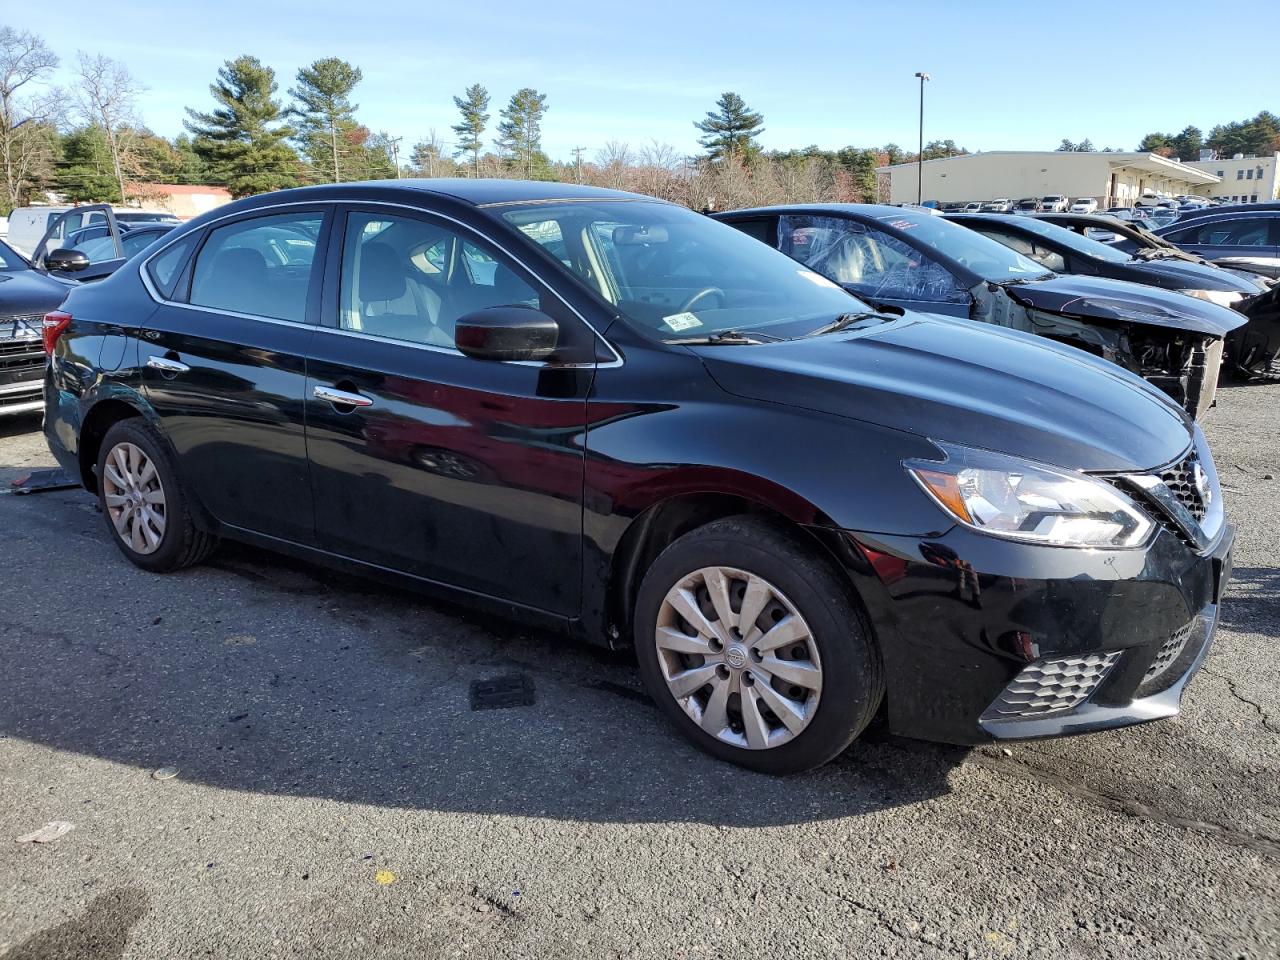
(914, 72), (930, 204)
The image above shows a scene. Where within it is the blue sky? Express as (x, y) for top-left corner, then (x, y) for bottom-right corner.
(9, 0), (1279, 161)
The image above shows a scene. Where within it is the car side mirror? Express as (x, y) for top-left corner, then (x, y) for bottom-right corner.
(455, 306), (559, 362)
(46, 248), (90, 273)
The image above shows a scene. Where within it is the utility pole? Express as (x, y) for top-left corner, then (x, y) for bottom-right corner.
(388, 136), (403, 177)
(914, 71), (930, 205)
(572, 146), (587, 184)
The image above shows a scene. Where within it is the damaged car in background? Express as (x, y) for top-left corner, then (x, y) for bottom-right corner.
(946, 212), (1280, 381)
(714, 204), (1244, 419)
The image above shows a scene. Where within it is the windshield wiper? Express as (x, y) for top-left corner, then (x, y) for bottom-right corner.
(669, 329), (783, 345)
(804, 311), (897, 338)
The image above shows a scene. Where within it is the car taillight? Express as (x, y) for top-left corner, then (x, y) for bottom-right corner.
(43, 310), (72, 354)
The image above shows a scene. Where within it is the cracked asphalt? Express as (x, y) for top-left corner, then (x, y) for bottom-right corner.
(0, 382), (1277, 960)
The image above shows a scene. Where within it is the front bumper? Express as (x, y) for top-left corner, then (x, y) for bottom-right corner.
(0, 377), (44, 416)
(843, 519), (1234, 745)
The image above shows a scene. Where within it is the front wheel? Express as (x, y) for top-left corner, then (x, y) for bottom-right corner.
(634, 518), (884, 774)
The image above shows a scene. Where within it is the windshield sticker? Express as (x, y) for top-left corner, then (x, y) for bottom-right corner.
(663, 312), (703, 332)
(796, 270), (841, 289)
(885, 219), (917, 231)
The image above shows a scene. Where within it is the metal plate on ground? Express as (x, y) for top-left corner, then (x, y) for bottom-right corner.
(469, 674), (536, 711)
(10, 468), (79, 495)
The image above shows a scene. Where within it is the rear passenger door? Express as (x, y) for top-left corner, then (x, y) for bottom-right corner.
(139, 207), (330, 543)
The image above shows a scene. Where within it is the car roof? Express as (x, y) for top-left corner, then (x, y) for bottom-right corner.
(227, 179), (654, 213)
(713, 202), (928, 223)
(1171, 202), (1280, 222)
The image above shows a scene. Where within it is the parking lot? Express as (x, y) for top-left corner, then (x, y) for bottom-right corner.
(0, 382), (1276, 959)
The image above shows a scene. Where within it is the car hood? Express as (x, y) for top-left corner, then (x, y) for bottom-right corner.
(1006, 273), (1245, 337)
(0, 269), (75, 315)
(697, 314), (1191, 474)
(1129, 257), (1262, 294)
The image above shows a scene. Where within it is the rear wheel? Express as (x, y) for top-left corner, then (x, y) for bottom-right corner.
(97, 419), (217, 572)
(634, 518), (883, 774)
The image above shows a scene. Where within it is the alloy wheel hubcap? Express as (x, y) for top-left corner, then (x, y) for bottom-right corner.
(654, 566), (822, 750)
(102, 442), (167, 555)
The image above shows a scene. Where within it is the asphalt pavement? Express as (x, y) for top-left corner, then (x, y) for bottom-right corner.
(0, 384), (1277, 960)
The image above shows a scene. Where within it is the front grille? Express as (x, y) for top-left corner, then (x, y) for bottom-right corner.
(1144, 619), (1195, 683)
(1159, 450), (1207, 522)
(0, 340), (43, 373)
(982, 651), (1121, 720)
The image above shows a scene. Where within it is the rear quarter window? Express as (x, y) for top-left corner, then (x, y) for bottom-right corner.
(146, 234), (200, 300)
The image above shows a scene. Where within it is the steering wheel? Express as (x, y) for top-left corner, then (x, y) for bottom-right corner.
(678, 287), (726, 313)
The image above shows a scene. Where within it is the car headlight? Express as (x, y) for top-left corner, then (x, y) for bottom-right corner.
(905, 443), (1153, 548)
(1178, 288), (1243, 308)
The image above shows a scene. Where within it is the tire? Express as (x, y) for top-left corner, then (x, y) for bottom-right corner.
(633, 517), (884, 774)
(96, 418), (218, 572)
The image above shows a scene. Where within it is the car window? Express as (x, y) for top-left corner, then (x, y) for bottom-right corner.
(69, 235), (119, 263)
(0, 240), (29, 271)
(338, 211), (539, 349)
(968, 227), (1068, 273)
(497, 200), (863, 342)
(1165, 217), (1273, 246)
(146, 234), (200, 300)
(189, 213), (322, 322)
(778, 215), (969, 304)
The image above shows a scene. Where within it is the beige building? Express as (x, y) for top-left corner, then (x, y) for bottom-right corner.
(876, 151), (1220, 206)
(1185, 152), (1280, 203)
(124, 183), (233, 220)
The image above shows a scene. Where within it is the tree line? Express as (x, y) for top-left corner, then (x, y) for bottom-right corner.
(0, 22), (1054, 219)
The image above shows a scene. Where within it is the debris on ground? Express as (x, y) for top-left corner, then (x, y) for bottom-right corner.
(16, 821), (75, 844)
(152, 766), (180, 781)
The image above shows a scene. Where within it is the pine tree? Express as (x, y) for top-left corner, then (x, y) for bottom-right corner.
(58, 125), (120, 202)
(495, 88), (548, 178)
(451, 83), (489, 174)
(694, 92), (764, 161)
(289, 57), (362, 183)
(184, 55), (300, 197)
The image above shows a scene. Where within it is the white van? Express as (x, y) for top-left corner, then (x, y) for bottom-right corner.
(6, 206), (178, 256)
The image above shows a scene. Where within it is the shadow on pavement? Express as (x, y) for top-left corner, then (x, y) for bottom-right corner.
(0, 528), (967, 829)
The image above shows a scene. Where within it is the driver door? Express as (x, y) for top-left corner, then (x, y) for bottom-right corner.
(30, 204), (125, 281)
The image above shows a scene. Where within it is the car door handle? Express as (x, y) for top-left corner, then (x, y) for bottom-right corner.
(147, 355), (190, 373)
(314, 385), (374, 408)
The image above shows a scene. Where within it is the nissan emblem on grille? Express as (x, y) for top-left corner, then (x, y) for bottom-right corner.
(1160, 451), (1207, 522)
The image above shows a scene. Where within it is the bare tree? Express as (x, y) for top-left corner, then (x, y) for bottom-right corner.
(596, 140), (631, 190)
(74, 52), (143, 203)
(0, 27), (61, 211)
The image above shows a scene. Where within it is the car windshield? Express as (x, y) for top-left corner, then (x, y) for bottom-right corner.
(1005, 217), (1132, 263)
(0, 239), (30, 271)
(493, 200), (868, 342)
(873, 212), (1053, 282)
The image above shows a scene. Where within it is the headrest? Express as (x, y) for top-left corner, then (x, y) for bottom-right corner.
(359, 241), (407, 302)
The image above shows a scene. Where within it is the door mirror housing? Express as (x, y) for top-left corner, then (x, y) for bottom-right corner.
(45, 248), (91, 273)
(455, 306), (559, 362)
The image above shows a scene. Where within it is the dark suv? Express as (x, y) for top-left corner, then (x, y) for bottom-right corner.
(43, 180), (1233, 773)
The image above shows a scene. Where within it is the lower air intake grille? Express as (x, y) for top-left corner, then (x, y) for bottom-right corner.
(982, 652), (1121, 720)
(1144, 619), (1195, 683)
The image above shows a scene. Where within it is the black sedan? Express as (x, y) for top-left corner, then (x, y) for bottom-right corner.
(945, 212), (1280, 379)
(0, 238), (73, 417)
(43, 180), (1233, 772)
(714, 204), (1244, 419)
